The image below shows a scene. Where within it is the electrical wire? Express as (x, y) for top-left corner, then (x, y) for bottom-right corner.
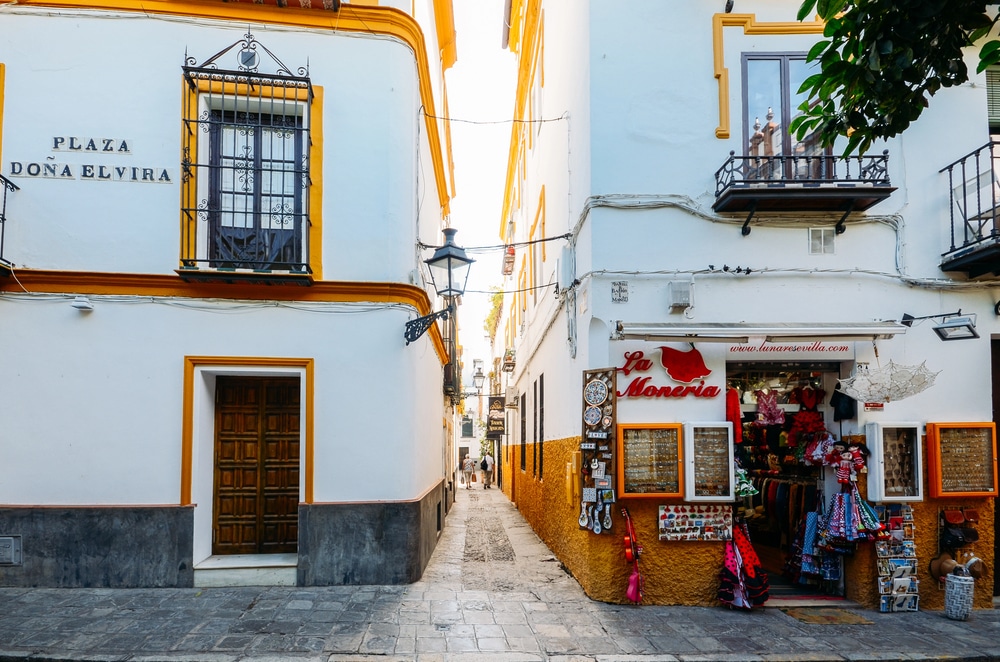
(418, 232), (570, 253)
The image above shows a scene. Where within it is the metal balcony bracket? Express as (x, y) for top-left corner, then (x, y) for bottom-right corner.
(741, 201), (758, 236)
(835, 201), (856, 235)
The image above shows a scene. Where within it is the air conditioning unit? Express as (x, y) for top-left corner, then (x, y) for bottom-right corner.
(505, 387), (518, 409)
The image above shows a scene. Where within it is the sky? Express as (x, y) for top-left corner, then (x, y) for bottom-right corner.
(444, 0), (518, 384)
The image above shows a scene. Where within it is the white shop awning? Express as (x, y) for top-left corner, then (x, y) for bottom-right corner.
(612, 321), (906, 344)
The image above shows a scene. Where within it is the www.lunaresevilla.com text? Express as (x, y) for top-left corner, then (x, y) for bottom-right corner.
(8, 137), (173, 183)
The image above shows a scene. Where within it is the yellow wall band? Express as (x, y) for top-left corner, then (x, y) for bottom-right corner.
(0, 270), (450, 364)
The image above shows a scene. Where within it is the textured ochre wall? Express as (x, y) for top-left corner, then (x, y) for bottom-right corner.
(506, 435), (724, 606)
(502, 437), (994, 609)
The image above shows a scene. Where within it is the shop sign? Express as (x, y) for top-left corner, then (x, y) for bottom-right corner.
(486, 397), (505, 438)
(727, 340), (854, 360)
(616, 349), (721, 400)
(864, 402), (885, 412)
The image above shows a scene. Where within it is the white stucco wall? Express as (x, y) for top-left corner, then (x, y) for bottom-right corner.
(0, 6), (453, 510)
(498, 0), (998, 448)
(0, 9), (426, 284)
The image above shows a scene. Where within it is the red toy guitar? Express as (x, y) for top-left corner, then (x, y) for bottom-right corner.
(621, 506), (644, 603)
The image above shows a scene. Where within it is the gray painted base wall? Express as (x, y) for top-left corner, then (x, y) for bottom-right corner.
(0, 506), (194, 588)
(0, 484), (447, 588)
(298, 481), (446, 585)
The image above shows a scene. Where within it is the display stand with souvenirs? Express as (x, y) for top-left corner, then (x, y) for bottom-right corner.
(875, 504), (919, 612)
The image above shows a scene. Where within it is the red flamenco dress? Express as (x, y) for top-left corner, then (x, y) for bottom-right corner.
(787, 386), (826, 447)
(718, 521), (770, 609)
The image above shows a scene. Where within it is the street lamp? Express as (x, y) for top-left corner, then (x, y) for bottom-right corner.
(455, 365), (486, 399)
(404, 228), (475, 345)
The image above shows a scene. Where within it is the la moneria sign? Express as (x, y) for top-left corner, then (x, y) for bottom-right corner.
(616, 348), (721, 400)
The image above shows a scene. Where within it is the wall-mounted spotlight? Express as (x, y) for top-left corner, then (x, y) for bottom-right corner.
(70, 296), (94, 312)
(725, 0), (734, 12)
(900, 310), (978, 341)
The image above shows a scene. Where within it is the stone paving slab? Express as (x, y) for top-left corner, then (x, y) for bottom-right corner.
(2, 487), (1000, 662)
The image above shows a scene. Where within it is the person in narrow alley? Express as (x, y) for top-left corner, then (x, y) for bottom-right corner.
(482, 452), (494, 489)
(462, 454), (475, 489)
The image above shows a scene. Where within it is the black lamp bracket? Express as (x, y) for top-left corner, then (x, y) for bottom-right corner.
(900, 310), (962, 326)
(404, 304), (453, 345)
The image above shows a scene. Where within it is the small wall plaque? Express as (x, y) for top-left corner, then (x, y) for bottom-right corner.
(0, 536), (22, 565)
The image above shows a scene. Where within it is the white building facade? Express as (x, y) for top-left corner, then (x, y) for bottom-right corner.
(495, 0), (998, 609)
(0, 0), (464, 587)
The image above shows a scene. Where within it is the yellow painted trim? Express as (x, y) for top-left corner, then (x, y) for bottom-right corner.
(0, 270), (449, 364)
(433, 0), (457, 71)
(712, 12), (825, 139)
(181, 356), (315, 505)
(442, 84), (457, 199)
(179, 79), (323, 277)
(311, 86), (325, 277)
(498, 0), (541, 239)
(189, 78), (311, 99)
(12, 0), (451, 218)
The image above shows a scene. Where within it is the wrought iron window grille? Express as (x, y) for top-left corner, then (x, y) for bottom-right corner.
(180, 32), (313, 276)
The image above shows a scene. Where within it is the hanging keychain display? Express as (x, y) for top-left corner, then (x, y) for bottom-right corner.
(579, 368), (617, 534)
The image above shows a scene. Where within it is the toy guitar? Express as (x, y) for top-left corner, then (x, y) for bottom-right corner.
(621, 506), (642, 562)
(621, 506), (644, 603)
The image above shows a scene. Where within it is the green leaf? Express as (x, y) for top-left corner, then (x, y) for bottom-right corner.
(797, 0), (819, 21)
(806, 39), (830, 61)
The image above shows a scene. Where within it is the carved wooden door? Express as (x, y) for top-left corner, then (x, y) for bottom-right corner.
(213, 376), (300, 555)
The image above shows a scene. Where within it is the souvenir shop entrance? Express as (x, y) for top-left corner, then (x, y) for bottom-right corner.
(728, 361), (854, 598)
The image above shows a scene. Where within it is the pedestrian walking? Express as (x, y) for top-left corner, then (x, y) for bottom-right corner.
(461, 454), (475, 489)
(482, 452), (494, 489)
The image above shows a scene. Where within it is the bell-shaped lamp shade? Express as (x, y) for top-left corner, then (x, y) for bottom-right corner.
(426, 228), (474, 298)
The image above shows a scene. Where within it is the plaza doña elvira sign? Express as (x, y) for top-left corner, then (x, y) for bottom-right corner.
(8, 137), (172, 183)
(616, 348), (721, 399)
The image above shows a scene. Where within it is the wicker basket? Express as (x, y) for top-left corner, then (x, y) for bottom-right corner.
(944, 574), (975, 621)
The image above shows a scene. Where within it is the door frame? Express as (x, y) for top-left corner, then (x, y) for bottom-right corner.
(182, 356), (313, 565)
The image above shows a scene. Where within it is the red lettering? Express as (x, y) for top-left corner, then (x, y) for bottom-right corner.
(618, 376), (721, 399)
(619, 376), (651, 398)
(619, 351), (653, 376)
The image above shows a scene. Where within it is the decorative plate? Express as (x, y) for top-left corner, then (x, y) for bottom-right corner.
(584, 379), (608, 406)
(584, 406), (602, 426)
(602, 416), (613, 429)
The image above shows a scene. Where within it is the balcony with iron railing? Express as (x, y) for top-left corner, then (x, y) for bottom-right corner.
(0, 174), (19, 275)
(714, 150), (895, 235)
(940, 141), (1000, 278)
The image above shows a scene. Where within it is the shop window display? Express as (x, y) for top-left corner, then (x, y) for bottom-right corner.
(726, 363), (866, 597)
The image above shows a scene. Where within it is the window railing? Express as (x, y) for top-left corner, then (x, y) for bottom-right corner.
(940, 141), (1000, 254)
(715, 150), (891, 196)
(0, 174), (19, 268)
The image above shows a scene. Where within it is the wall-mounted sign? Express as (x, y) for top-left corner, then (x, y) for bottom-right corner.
(486, 397), (505, 438)
(616, 349), (721, 400)
(8, 136), (172, 183)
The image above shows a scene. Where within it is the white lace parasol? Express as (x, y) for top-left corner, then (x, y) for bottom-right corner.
(838, 360), (940, 403)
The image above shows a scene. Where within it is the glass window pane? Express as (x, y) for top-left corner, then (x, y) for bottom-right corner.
(746, 58), (783, 156)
